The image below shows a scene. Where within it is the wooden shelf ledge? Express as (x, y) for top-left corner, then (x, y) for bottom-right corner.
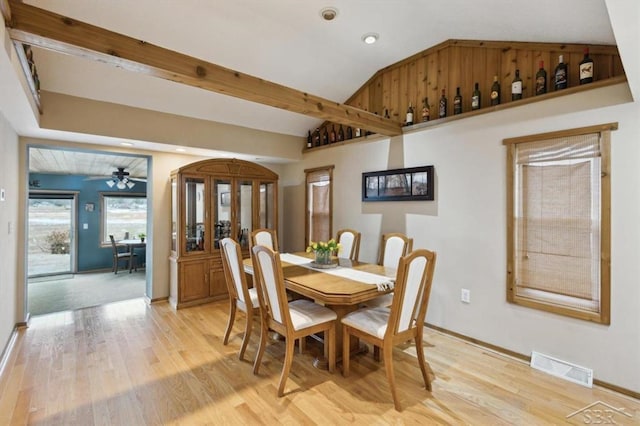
(303, 75), (628, 153)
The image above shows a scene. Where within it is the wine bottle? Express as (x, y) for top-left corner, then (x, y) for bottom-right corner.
(453, 87), (462, 115)
(313, 128), (321, 147)
(306, 130), (312, 149)
(490, 75), (501, 106)
(406, 102), (414, 126)
(322, 127), (329, 145)
(329, 125), (336, 143)
(471, 83), (481, 110)
(355, 127), (361, 138)
(554, 55), (568, 90)
(438, 89), (447, 118)
(337, 124), (344, 141)
(535, 61), (547, 95)
(511, 69), (523, 100)
(384, 108), (390, 119)
(346, 126), (353, 140)
(421, 97), (430, 122)
(579, 47), (594, 84)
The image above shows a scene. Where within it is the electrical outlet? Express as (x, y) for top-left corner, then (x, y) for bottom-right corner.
(461, 288), (471, 304)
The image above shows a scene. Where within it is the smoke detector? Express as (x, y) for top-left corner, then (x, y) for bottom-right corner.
(320, 7), (338, 21)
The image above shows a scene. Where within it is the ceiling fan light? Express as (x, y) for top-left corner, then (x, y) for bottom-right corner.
(116, 180), (126, 190)
(126, 181), (135, 189)
(106, 179), (115, 188)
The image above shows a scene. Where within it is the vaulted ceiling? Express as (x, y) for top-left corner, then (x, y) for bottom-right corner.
(0, 0), (622, 159)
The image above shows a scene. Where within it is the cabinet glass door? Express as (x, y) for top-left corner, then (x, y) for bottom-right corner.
(171, 177), (177, 252)
(213, 179), (231, 249)
(237, 180), (253, 249)
(184, 177), (206, 253)
(259, 182), (276, 229)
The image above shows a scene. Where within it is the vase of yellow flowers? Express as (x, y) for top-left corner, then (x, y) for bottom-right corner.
(306, 239), (340, 265)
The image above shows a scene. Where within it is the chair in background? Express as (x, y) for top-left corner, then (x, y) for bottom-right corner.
(342, 249), (437, 411)
(378, 232), (413, 269)
(220, 237), (261, 361)
(363, 232), (414, 309)
(250, 228), (279, 251)
(109, 235), (137, 274)
(336, 228), (361, 261)
(251, 245), (337, 397)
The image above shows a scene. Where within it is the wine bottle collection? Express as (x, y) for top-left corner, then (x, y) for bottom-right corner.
(306, 49), (596, 149)
(306, 123), (366, 149)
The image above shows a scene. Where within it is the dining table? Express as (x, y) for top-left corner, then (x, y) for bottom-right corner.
(117, 238), (146, 272)
(243, 252), (397, 368)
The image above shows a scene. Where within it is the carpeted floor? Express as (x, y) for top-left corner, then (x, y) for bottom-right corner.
(28, 270), (146, 316)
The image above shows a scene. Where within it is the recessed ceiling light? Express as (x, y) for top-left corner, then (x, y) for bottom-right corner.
(320, 7), (338, 21)
(362, 33), (379, 45)
(175, 148), (186, 152)
(120, 142), (133, 147)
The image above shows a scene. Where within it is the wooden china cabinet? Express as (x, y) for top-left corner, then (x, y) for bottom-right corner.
(169, 158), (278, 309)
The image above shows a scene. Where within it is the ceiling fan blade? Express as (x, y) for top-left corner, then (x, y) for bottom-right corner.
(128, 177), (147, 182)
(84, 175), (112, 180)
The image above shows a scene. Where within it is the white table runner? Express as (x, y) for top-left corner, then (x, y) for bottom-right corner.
(280, 253), (395, 291)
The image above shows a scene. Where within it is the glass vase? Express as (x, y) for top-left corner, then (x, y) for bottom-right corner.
(315, 250), (331, 265)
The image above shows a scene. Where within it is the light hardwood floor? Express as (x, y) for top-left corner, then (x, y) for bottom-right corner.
(0, 298), (638, 425)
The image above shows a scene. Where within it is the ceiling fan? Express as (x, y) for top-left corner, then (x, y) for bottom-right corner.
(86, 167), (147, 189)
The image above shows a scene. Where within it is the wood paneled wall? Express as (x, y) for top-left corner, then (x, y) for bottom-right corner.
(311, 39), (623, 141)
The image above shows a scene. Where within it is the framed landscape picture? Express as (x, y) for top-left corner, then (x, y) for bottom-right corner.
(362, 165), (434, 202)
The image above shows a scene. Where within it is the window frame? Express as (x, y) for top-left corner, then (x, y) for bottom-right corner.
(99, 192), (148, 246)
(503, 123), (616, 324)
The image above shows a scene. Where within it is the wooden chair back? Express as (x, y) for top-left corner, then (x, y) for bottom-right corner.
(250, 228), (279, 252)
(250, 245), (291, 332)
(378, 233), (413, 268)
(220, 237), (253, 307)
(336, 228), (361, 261)
(387, 249), (436, 340)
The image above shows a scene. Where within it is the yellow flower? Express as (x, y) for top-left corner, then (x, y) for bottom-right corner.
(306, 239), (341, 254)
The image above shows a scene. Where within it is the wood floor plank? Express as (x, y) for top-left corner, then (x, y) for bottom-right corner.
(1, 298), (639, 425)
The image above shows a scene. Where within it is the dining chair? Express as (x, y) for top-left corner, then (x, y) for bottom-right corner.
(250, 228), (279, 251)
(251, 245), (337, 397)
(342, 248), (437, 411)
(109, 235), (137, 274)
(336, 228), (361, 261)
(220, 237), (260, 361)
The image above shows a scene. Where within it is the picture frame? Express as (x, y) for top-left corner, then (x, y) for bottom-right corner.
(362, 165), (434, 202)
(220, 191), (231, 206)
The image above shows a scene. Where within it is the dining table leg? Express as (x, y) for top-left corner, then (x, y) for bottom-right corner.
(312, 303), (366, 370)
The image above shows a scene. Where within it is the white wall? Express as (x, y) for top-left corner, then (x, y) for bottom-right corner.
(0, 112), (20, 356)
(281, 83), (640, 393)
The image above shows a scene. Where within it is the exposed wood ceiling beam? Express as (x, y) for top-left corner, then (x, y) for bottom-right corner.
(6, 1), (402, 136)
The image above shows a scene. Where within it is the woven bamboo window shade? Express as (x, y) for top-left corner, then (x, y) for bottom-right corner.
(305, 166), (334, 246)
(504, 123), (615, 324)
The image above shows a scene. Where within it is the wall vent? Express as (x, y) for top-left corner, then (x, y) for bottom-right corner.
(530, 351), (593, 388)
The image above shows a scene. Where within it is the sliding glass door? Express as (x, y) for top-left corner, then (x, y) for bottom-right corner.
(27, 193), (77, 277)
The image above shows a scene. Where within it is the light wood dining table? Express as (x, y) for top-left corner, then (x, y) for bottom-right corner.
(243, 252), (396, 368)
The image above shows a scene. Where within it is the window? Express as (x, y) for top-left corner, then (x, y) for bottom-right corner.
(305, 166), (334, 246)
(504, 123), (615, 324)
(101, 193), (147, 244)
